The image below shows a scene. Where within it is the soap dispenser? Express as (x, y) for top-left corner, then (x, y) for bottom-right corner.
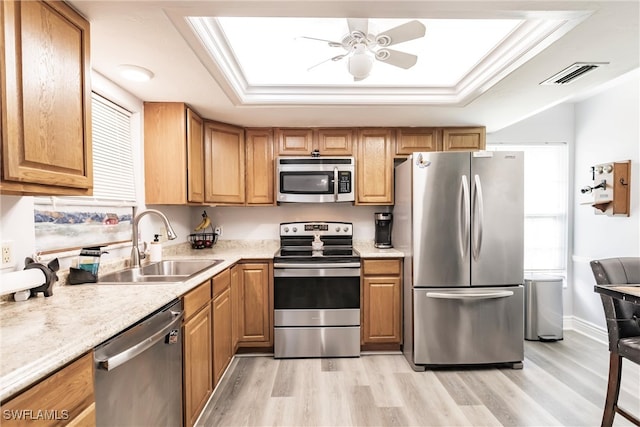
(149, 234), (162, 262)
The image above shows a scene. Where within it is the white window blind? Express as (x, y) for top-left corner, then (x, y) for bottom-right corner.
(90, 93), (137, 203)
(488, 143), (568, 273)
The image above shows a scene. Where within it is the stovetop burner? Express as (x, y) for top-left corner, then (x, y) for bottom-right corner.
(274, 221), (360, 264)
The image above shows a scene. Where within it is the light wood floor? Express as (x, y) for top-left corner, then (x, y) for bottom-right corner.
(197, 331), (639, 426)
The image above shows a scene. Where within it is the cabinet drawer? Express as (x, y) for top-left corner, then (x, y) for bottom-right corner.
(1, 352), (94, 427)
(212, 268), (230, 297)
(362, 259), (401, 276)
(183, 280), (211, 319)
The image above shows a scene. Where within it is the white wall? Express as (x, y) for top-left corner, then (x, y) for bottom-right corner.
(572, 69), (640, 330)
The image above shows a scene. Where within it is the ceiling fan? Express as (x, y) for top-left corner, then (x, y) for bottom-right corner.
(301, 18), (426, 81)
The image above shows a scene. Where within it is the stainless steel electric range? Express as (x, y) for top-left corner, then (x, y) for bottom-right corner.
(273, 221), (361, 358)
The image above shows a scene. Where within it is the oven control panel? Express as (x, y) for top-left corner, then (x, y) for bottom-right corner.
(280, 221), (352, 237)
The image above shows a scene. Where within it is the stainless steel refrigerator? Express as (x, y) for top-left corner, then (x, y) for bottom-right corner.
(394, 151), (525, 371)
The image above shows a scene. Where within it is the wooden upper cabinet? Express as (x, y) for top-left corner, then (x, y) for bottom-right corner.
(186, 109), (205, 203)
(275, 128), (313, 155)
(395, 127), (440, 155)
(316, 128), (354, 155)
(204, 121), (245, 205)
(356, 128), (394, 205)
(1, 0), (92, 195)
(144, 102), (204, 204)
(441, 127), (486, 151)
(276, 128), (353, 156)
(245, 128), (275, 206)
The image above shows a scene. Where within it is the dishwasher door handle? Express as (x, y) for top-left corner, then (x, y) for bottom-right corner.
(96, 310), (184, 371)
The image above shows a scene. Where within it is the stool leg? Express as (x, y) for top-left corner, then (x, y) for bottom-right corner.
(602, 352), (622, 427)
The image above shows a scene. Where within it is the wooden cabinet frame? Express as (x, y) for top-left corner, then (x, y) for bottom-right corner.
(1, 0), (92, 195)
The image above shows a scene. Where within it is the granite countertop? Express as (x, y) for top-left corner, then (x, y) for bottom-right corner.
(0, 239), (402, 401)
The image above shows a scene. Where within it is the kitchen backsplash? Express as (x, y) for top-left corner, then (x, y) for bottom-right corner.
(202, 204), (385, 241)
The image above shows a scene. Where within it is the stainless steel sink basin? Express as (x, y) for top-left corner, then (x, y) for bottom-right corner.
(98, 259), (223, 284)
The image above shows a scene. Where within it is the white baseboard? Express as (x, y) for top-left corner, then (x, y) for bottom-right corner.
(564, 315), (608, 345)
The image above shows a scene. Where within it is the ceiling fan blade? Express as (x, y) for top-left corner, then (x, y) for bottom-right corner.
(347, 18), (368, 36)
(307, 54), (347, 71)
(375, 48), (418, 69)
(376, 20), (426, 47)
(296, 36), (343, 48)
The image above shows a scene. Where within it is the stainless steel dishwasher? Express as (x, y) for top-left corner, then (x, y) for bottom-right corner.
(94, 299), (184, 427)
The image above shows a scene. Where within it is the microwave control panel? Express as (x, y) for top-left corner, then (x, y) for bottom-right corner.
(338, 171), (351, 193)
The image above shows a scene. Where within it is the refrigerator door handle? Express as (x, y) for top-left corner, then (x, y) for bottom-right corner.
(472, 174), (484, 260)
(458, 175), (470, 259)
(425, 290), (514, 300)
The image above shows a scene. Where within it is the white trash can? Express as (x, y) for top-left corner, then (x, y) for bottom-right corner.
(524, 275), (563, 341)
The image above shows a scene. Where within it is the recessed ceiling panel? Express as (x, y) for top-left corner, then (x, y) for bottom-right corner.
(184, 14), (586, 105)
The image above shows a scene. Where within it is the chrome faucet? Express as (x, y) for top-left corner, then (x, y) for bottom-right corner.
(131, 209), (178, 267)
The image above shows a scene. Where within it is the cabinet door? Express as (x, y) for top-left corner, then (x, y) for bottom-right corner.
(395, 128), (440, 155)
(238, 262), (273, 346)
(441, 127), (486, 151)
(183, 306), (213, 427)
(230, 265), (241, 352)
(245, 129), (275, 205)
(275, 128), (314, 155)
(362, 276), (402, 344)
(213, 287), (232, 385)
(316, 128), (354, 155)
(1, 0), (92, 194)
(204, 121), (245, 204)
(144, 102), (189, 204)
(356, 128), (394, 205)
(186, 108), (204, 203)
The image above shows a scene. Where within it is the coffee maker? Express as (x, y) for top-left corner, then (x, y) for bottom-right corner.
(374, 212), (393, 248)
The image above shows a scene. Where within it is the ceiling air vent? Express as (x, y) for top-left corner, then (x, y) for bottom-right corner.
(541, 62), (608, 85)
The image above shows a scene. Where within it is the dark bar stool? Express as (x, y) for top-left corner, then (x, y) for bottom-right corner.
(590, 257), (640, 427)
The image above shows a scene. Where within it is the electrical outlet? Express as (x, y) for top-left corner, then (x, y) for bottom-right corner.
(214, 226), (222, 236)
(1, 241), (14, 269)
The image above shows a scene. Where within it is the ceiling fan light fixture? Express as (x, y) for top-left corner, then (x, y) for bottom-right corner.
(348, 45), (373, 79)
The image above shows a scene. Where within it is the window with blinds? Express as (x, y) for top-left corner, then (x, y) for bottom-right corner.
(488, 143), (569, 273)
(90, 93), (137, 203)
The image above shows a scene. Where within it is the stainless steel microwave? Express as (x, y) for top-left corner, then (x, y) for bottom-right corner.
(276, 156), (355, 203)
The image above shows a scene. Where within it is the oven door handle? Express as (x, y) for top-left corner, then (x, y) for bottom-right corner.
(274, 265), (361, 277)
(274, 262), (361, 269)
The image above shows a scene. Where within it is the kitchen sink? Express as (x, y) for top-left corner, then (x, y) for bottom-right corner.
(98, 259), (224, 285)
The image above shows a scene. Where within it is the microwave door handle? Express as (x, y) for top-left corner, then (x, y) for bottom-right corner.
(334, 167), (339, 202)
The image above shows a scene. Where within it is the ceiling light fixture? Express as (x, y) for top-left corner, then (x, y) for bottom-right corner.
(118, 64), (155, 82)
(348, 44), (373, 80)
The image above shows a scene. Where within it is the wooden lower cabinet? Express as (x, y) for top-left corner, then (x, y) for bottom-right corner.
(212, 270), (233, 385)
(361, 259), (402, 348)
(237, 261), (273, 347)
(230, 264), (241, 352)
(0, 352), (95, 427)
(182, 280), (213, 427)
